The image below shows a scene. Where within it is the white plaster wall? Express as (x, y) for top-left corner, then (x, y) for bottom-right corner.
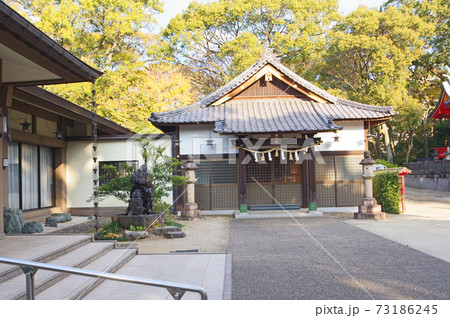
(179, 124), (238, 155)
(315, 121), (365, 152)
(66, 136), (172, 208)
(179, 121), (364, 155)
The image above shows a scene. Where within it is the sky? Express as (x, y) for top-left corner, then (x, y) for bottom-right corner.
(155, 0), (386, 30)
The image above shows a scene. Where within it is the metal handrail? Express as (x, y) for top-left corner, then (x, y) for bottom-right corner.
(0, 256), (208, 300)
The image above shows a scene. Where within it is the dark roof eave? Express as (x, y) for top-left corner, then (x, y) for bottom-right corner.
(16, 86), (133, 135)
(0, 1), (102, 82)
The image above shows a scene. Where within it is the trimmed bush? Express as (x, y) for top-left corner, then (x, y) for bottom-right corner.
(373, 170), (401, 214)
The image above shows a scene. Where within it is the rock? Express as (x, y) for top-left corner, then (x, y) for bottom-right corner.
(153, 227), (162, 235)
(3, 208), (24, 234)
(45, 217), (58, 227)
(22, 222), (43, 234)
(153, 226), (182, 236)
(50, 213), (72, 223)
(124, 230), (149, 240)
(164, 231), (186, 239)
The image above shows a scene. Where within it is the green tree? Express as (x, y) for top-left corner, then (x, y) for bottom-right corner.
(155, 0), (340, 94)
(383, 0), (450, 159)
(6, 0), (196, 133)
(318, 6), (433, 162)
(88, 164), (134, 204)
(138, 140), (186, 203)
(88, 142), (186, 208)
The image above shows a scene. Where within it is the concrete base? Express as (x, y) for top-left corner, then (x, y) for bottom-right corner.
(308, 210), (323, 216)
(354, 212), (386, 220)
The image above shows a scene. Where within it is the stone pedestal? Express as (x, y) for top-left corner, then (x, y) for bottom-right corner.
(354, 151), (386, 220)
(179, 155), (202, 220)
(180, 202), (202, 220)
(354, 198), (385, 220)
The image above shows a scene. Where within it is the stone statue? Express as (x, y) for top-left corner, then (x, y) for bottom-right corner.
(127, 165), (154, 215)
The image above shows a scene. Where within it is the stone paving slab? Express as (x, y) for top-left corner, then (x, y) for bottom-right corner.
(228, 217), (450, 300)
(83, 253), (227, 300)
(0, 235), (92, 279)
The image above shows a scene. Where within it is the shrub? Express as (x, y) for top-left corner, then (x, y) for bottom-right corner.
(373, 170), (401, 214)
(102, 222), (122, 234)
(153, 201), (172, 213)
(375, 159), (399, 168)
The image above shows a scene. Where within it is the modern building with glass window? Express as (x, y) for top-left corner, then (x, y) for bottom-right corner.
(150, 50), (396, 213)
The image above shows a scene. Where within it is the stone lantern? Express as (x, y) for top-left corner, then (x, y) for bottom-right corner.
(180, 155), (202, 220)
(354, 150), (386, 220)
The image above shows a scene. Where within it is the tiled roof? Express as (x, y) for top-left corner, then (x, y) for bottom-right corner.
(149, 49), (396, 133)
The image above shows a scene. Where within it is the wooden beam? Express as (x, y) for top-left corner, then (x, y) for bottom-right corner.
(12, 98), (72, 125)
(0, 85), (14, 107)
(14, 88), (131, 135)
(11, 129), (66, 148)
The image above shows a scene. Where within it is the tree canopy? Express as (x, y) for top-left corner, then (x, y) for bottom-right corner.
(155, 0), (340, 93)
(5, 0), (450, 162)
(6, 0), (196, 133)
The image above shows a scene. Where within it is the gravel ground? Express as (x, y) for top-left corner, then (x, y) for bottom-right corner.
(136, 216), (231, 254)
(43, 217), (112, 234)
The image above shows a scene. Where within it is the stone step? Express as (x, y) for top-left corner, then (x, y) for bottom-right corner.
(36, 248), (137, 300)
(164, 231), (186, 239)
(0, 241), (114, 300)
(153, 226), (181, 236)
(0, 235), (92, 284)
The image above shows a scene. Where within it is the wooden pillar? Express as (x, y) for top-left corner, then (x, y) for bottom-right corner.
(54, 148), (67, 212)
(238, 146), (247, 207)
(0, 138), (7, 238)
(302, 148), (317, 209)
(308, 148), (316, 205)
(0, 59), (14, 237)
(364, 121), (369, 151)
(302, 160), (309, 208)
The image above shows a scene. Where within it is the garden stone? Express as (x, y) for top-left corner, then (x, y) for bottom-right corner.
(45, 217), (58, 227)
(153, 227), (162, 235)
(3, 208), (24, 234)
(50, 213), (72, 223)
(164, 231), (186, 239)
(124, 230), (149, 240)
(22, 222), (43, 234)
(152, 226), (182, 236)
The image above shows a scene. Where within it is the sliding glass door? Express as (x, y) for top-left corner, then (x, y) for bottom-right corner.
(8, 142), (54, 210)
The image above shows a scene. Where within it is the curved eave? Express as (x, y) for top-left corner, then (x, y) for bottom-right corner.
(430, 81), (450, 119)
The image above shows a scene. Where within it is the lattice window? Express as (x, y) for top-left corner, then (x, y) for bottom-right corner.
(210, 160), (237, 184)
(274, 158), (302, 183)
(336, 156), (363, 181)
(246, 159), (271, 183)
(315, 156), (335, 182)
(195, 161), (210, 185)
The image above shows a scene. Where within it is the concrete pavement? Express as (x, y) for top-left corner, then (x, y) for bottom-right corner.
(344, 187), (450, 263)
(228, 217), (450, 300)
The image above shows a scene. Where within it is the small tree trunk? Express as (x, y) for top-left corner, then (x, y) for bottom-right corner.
(405, 132), (415, 164)
(375, 126), (383, 159)
(381, 123), (394, 163)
